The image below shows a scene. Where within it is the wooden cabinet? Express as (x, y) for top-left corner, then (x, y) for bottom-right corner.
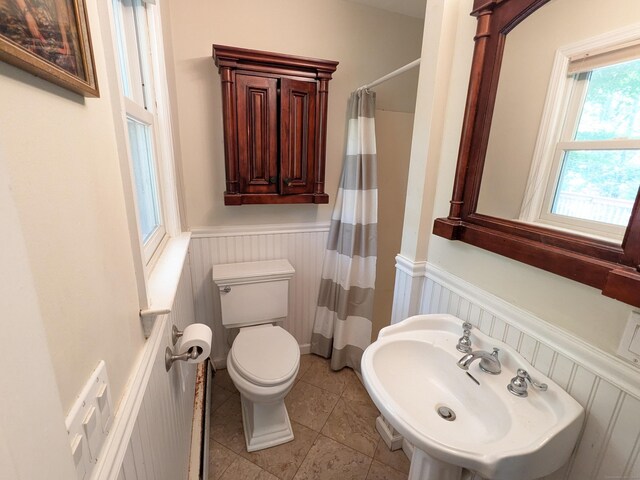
(213, 45), (338, 205)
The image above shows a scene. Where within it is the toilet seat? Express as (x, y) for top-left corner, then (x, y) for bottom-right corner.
(230, 325), (299, 387)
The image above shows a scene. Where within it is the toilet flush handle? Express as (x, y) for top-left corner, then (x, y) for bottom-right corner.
(222, 285), (231, 293)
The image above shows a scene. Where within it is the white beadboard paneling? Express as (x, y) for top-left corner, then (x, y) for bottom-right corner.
(115, 258), (197, 480)
(189, 224), (329, 365)
(490, 316), (506, 340)
(94, 252), (198, 480)
(568, 380), (623, 479)
(394, 260), (640, 480)
(392, 255), (427, 325)
(519, 334), (537, 364)
(597, 394), (640, 479)
(534, 344), (556, 377)
(504, 325), (522, 350)
(549, 352), (575, 391)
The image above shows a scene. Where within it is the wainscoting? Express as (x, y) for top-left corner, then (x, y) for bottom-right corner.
(92, 251), (198, 480)
(189, 224), (330, 366)
(393, 256), (640, 480)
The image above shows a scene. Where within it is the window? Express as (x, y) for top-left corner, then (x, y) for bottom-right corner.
(112, 0), (166, 262)
(522, 39), (640, 241)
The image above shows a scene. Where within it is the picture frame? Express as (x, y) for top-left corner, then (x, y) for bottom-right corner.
(0, 0), (99, 97)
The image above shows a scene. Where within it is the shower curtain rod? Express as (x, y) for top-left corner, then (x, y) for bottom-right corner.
(357, 58), (421, 91)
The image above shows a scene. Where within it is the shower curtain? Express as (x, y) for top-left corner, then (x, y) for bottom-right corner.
(310, 89), (378, 373)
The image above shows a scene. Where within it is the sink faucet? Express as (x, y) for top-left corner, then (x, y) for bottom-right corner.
(457, 347), (501, 374)
(456, 321), (473, 353)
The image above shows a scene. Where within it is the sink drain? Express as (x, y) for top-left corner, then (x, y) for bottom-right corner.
(437, 406), (456, 421)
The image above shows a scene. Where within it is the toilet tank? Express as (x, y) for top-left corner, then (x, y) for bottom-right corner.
(211, 259), (295, 328)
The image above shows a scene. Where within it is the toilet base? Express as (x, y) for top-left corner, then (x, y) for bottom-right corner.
(239, 394), (294, 452)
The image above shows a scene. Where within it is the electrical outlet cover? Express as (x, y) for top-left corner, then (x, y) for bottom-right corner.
(616, 311), (640, 367)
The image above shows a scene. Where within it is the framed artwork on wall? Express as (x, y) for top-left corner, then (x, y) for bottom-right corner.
(0, 0), (98, 97)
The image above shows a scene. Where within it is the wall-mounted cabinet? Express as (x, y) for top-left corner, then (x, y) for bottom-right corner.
(213, 45), (338, 205)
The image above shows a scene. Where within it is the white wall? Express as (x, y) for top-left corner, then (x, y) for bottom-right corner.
(165, 0), (423, 229)
(0, 146), (76, 479)
(0, 2), (145, 413)
(404, 0), (635, 356)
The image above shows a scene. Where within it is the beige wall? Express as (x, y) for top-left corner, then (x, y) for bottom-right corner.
(479, 0), (640, 218)
(0, 3), (145, 411)
(407, 0), (634, 355)
(372, 110), (414, 340)
(165, 0), (423, 229)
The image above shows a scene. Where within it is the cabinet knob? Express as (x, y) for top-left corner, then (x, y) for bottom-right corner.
(269, 176), (277, 184)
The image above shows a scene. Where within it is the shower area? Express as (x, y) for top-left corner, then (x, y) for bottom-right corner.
(311, 58), (421, 368)
(366, 61), (420, 341)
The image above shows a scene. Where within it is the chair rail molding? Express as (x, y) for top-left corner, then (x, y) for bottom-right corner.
(391, 254), (427, 324)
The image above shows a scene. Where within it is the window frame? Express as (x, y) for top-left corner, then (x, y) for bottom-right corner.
(520, 28), (640, 242)
(101, 0), (183, 310)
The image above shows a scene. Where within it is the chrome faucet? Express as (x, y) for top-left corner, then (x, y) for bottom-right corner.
(457, 347), (501, 374)
(507, 369), (548, 397)
(456, 321), (473, 353)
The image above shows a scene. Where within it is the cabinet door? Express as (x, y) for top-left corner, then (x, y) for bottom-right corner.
(236, 74), (279, 194)
(280, 78), (317, 195)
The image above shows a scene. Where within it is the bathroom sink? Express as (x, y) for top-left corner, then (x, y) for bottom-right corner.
(361, 314), (584, 480)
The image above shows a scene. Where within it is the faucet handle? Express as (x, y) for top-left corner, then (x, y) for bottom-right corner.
(456, 322), (473, 353)
(508, 368), (548, 397)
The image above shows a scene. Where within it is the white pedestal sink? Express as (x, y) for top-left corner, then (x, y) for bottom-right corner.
(361, 314), (584, 480)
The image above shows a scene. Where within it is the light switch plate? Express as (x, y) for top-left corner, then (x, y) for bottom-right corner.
(65, 361), (112, 479)
(616, 311), (640, 367)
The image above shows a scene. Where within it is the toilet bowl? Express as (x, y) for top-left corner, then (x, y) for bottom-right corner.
(226, 324), (299, 451)
(211, 259), (299, 452)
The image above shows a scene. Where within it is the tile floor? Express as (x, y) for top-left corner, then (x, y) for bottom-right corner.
(208, 354), (410, 480)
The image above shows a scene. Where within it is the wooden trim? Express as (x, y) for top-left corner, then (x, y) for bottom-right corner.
(212, 44), (338, 77)
(0, 0), (99, 96)
(433, 0), (640, 307)
(224, 192), (328, 205)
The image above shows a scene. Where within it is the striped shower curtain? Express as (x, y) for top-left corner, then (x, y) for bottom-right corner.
(310, 90), (377, 373)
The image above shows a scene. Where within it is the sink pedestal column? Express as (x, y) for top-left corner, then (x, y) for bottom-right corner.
(409, 448), (462, 480)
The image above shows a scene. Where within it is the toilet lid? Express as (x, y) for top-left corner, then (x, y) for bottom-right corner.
(231, 325), (300, 387)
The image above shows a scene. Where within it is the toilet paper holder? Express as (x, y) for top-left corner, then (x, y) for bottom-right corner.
(171, 325), (183, 345)
(166, 325), (200, 371)
(165, 345), (201, 371)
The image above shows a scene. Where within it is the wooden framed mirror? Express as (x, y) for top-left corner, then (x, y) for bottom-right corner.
(433, 0), (640, 307)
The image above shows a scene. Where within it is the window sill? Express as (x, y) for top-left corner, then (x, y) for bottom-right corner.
(140, 232), (191, 337)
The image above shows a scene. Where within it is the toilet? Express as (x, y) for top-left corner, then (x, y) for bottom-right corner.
(211, 259), (300, 452)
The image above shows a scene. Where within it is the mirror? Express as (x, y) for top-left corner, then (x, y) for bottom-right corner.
(433, 0), (640, 307)
(478, 0), (640, 242)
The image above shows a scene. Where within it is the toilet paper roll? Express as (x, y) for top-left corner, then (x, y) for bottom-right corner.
(178, 324), (212, 364)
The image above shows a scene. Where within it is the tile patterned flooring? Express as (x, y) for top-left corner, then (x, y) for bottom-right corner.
(209, 354), (410, 480)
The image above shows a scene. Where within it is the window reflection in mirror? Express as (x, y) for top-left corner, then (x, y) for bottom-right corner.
(477, 0), (640, 243)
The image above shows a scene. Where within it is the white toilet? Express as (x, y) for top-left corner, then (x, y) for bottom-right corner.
(211, 259), (300, 452)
